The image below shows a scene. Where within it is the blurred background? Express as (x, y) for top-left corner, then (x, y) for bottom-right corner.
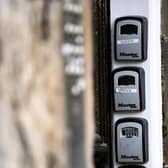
(0, 0), (167, 168)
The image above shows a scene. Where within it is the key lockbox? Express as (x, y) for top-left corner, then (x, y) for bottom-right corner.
(112, 67), (145, 112)
(115, 118), (148, 164)
(114, 16), (148, 61)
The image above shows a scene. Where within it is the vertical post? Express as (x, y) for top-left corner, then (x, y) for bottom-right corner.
(63, 0), (94, 168)
(92, 0), (112, 167)
(83, 0), (95, 167)
(111, 0), (163, 167)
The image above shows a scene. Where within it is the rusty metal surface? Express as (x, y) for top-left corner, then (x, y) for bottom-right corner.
(161, 0), (168, 167)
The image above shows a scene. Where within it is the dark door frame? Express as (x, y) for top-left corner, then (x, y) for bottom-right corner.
(93, 0), (113, 167)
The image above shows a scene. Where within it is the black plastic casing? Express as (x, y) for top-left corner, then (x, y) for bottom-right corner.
(114, 16), (148, 62)
(115, 118), (149, 164)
